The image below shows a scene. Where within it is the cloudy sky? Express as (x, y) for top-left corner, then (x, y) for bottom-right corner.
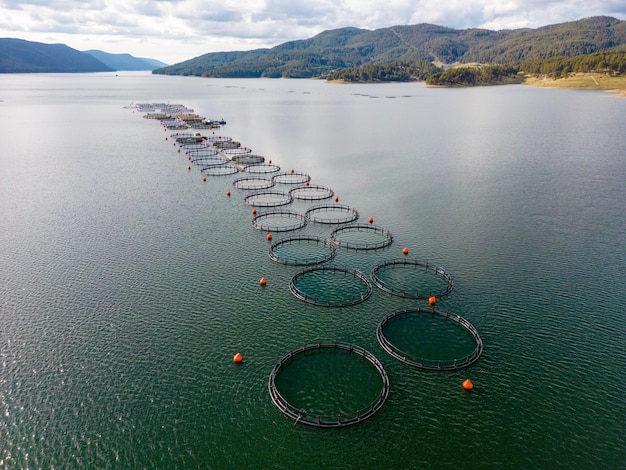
(1, 0), (625, 64)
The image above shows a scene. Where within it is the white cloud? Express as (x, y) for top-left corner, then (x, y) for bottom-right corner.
(0, 0), (624, 64)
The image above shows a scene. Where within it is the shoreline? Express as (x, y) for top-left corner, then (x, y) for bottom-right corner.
(523, 73), (626, 97)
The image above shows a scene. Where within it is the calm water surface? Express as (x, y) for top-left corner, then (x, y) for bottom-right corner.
(0, 73), (624, 468)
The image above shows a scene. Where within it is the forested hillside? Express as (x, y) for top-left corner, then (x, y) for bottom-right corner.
(0, 39), (112, 73)
(153, 16), (626, 79)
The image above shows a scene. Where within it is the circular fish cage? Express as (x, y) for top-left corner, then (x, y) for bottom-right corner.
(190, 155), (225, 166)
(370, 259), (453, 300)
(233, 176), (275, 191)
(199, 163), (238, 176)
(252, 210), (307, 232)
(272, 171), (311, 185)
(330, 224), (394, 250)
(230, 154), (265, 166)
(180, 143), (207, 151)
(305, 204), (359, 225)
(212, 140), (240, 150)
(242, 163), (281, 174)
(289, 184), (334, 201)
(186, 148), (218, 157)
(269, 236), (336, 266)
(376, 308), (483, 371)
(244, 191), (292, 208)
(207, 135), (232, 144)
(223, 147), (251, 156)
(290, 267), (372, 307)
(268, 342), (390, 428)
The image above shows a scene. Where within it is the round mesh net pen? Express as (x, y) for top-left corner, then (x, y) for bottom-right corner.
(190, 155), (226, 166)
(330, 224), (394, 250)
(233, 176), (275, 191)
(272, 171), (311, 185)
(207, 135), (232, 144)
(242, 163), (281, 174)
(179, 143), (207, 151)
(268, 342), (390, 427)
(376, 308), (483, 371)
(230, 154), (265, 166)
(305, 204), (359, 225)
(370, 259), (453, 300)
(199, 162), (239, 176)
(289, 267), (372, 307)
(252, 210), (308, 232)
(269, 236), (336, 266)
(288, 184), (334, 201)
(223, 147), (252, 157)
(186, 148), (219, 157)
(244, 191), (292, 208)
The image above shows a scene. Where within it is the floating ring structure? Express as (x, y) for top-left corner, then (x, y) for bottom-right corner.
(272, 171), (311, 185)
(370, 259), (453, 299)
(231, 154), (265, 166)
(190, 155), (225, 165)
(289, 184), (334, 201)
(180, 143), (207, 151)
(223, 147), (252, 156)
(244, 191), (292, 207)
(242, 163), (281, 174)
(330, 224), (394, 250)
(212, 141), (240, 150)
(269, 236), (336, 266)
(290, 267), (372, 307)
(233, 176), (275, 191)
(207, 135), (232, 144)
(305, 204), (359, 225)
(252, 210), (308, 232)
(376, 308), (483, 370)
(268, 342), (390, 427)
(200, 163), (239, 176)
(186, 148), (218, 157)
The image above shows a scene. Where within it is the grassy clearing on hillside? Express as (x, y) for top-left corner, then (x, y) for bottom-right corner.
(524, 73), (626, 96)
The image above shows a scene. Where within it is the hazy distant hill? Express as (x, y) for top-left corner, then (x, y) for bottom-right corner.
(0, 38), (113, 73)
(83, 50), (168, 71)
(153, 16), (626, 78)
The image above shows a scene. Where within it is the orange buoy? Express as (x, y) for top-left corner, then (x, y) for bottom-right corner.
(402, 247), (409, 255)
(462, 379), (473, 391)
(165, 137), (168, 140)
(259, 277), (267, 286)
(428, 296), (436, 306)
(368, 217), (374, 224)
(266, 233), (273, 241)
(226, 191), (231, 196)
(177, 148), (180, 153)
(233, 353), (243, 363)
(187, 165), (191, 170)
(305, 181), (310, 186)
(202, 177), (207, 182)
(269, 159), (272, 163)
(291, 168), (295, 174)
(188, 156), (191, 160)
(252, 208), (257, 215)
(334, 196), (339, 202)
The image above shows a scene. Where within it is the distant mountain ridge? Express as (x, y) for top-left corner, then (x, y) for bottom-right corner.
(0, 38), (112, 73)
(153, 16), (626, 78)
(0, 38), (167, 73)
(83, 50), (168, 71)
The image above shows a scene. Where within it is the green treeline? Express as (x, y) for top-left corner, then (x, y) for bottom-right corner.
(520, 50), (626, 78)
(326, 60), (441, 82)
(425, 65), (522, 86)
(336, 51), (626, 86)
